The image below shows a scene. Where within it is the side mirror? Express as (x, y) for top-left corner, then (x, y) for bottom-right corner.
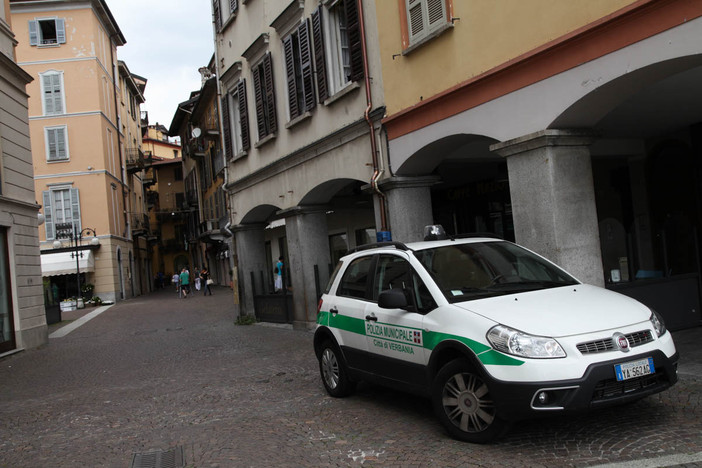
(378, 288), (408, 309)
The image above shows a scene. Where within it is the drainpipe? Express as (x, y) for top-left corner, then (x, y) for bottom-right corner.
(357, 0), (388, 232)
(110, 35), (130, 238)
(211, 6), (235, 276)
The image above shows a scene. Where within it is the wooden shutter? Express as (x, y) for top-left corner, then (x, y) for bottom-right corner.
(283, 35), (299, 119)
(263, 53), (277, 135)
(237, 79), (250, 151)
(253, 63), (266, 138)
(221, 93), (233, 159)
(213, 0), (222, 31)
(311, 7), (328, 103)
(427, 0), (447, 32)
(230, 0), (238, 14)
(43, 74), (63, 115)
(70, 188), (81, 233)
(407, 0), (425, 40)
(345, 0), (364, 82)
(28, 20), (38, 46)
(56, 128), (67, 160)
(43, 191), (54, 239)
(47, 128), (58, 160)
(56, 19), (66, 44)
(299, 19), (316, 112)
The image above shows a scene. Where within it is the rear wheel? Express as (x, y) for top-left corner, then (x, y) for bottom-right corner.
(318, 340), (356, 397)
(432, 359), (508, 443)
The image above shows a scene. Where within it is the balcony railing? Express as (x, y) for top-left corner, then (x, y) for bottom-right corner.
(187, 137), (207, 158)
(125, 148), (152, 173)
(130, 213), (151, 237)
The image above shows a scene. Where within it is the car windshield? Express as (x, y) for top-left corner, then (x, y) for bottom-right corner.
(414, 241), (578, 303)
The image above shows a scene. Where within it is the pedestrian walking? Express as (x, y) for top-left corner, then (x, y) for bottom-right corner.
(172, 272), (180, 296)
(193, 267), (201, 294)
(274, 256), (284, 292)
(201, 268), (213, 296)
(180, 267), (190, 298)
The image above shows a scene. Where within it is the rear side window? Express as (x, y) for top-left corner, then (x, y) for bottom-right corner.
(337, 256), (373, 299)
(325, 261), (343, 294)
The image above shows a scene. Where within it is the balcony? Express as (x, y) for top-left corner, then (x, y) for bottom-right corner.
(187, 137), (207, 158)
(125, 148), (152, 174)
(131, 213), (151, 237)
(143, 167), (157, 187)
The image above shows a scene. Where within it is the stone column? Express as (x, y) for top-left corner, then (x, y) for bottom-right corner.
(378, 176), (440, 243)
(279, 206), (331, 329)
(232, 223), (267, 318)
(491, 130), (605, 286)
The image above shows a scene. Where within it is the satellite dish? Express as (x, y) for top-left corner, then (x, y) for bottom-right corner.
(191, 127), (201, 138)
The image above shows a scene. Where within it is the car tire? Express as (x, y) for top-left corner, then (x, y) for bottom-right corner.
(432, 359), (508, 443)
(318, 340), (356, 397)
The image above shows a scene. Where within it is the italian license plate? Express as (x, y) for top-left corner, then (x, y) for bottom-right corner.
(614, 357), (655, 381)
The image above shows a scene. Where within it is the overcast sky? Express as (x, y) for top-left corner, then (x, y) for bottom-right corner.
(105, 0), (214, 130)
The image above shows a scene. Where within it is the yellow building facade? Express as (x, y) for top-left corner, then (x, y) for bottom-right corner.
(375, 0), (702, 330)
(11, 0), (148, 305)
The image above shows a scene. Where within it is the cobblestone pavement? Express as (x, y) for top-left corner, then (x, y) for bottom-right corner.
(1, 287), (701, 468)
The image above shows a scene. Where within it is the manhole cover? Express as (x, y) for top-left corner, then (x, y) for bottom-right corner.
(131, 446), (184, 468)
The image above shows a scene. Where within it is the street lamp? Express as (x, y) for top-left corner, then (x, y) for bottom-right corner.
(55, 223), (99, 308)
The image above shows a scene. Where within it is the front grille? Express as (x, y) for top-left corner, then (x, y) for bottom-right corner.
(591, 373), (667, 402)
(577, 329), (653, 354)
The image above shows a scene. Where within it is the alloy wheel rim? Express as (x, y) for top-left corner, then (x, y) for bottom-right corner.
(321, 348), (340, 389)
(441, 372), (496, 433)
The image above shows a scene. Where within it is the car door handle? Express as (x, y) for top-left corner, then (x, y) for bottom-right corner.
(365, 314), (378, 322)
(330, 307), (338, 315)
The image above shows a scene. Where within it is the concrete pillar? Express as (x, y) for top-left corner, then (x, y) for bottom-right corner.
(491, 130), (605, 286)
(232, 223), (266, 317)
(379, 176), (440, 243)
(280, 206), (332, 329)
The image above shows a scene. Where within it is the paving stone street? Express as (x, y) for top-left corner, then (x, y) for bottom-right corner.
(1, 287), (701, 468)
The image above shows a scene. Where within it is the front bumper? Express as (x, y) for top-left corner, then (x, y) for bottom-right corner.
(486, 349), (679, 421)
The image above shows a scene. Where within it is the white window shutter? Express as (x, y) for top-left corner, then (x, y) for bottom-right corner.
(407, 0), (425, 40)
(56, 19), (66, 44)
(29, 20), (38, 46)
(43, 190), (54, 239)
(70, 188), (81, 233)
(427, 0), (446, 32)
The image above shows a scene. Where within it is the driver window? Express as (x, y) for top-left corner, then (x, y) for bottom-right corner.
(373, 255), (437, 313)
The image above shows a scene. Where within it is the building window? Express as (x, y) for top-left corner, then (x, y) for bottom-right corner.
(313, 1), (364, 101)
(44, 126), (69, 161)
(283, 19), (316, 120)
(28, 18), (66, 46)
(42, 187), (81, 240)
(40, 71), (65, 115)
(403, 0), (449, 49)
(251, 53), (277, 141)
(213, 0), (238, 31)
(223, 79), (250, 158)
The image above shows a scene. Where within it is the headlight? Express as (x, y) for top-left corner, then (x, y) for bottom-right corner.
(487, 325), (566, 359)
(649, 310), (666, 337)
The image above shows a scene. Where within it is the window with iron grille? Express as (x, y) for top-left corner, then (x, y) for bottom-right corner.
(42, 187), (80, 240)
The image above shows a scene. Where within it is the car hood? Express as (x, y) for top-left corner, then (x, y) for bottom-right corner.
(452, 284), (652, 337)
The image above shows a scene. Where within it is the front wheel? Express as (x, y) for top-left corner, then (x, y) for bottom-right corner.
(432, 359), (508, 443)
(318, 340), (356, 397)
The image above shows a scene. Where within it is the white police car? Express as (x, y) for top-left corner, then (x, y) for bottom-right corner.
(313, 228), (678, 443)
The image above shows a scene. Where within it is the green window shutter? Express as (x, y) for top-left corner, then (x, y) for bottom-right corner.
(43, 191), (54, 240)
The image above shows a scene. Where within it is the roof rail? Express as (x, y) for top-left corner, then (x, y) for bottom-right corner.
(346, 241), (411, 255)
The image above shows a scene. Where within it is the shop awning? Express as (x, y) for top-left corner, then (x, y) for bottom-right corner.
(41, 251), (95, 277)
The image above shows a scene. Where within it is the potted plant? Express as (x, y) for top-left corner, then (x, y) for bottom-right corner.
(90, 295), (102, 307)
